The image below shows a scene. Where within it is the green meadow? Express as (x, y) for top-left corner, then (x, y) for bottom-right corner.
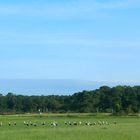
(0, 114), (139, 140)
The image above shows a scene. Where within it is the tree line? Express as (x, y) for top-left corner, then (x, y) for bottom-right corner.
(0, 86), (140, 114)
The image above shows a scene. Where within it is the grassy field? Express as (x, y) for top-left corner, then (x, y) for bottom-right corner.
(0, 113), (139, 140)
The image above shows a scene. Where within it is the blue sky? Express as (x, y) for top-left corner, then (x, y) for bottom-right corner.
(0, 0), (140, 84)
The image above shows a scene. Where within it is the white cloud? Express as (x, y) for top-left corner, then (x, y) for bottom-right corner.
(0, 31), (140, 49)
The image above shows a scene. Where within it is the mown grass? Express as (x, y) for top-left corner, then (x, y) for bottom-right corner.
(0, 113), (140, 140)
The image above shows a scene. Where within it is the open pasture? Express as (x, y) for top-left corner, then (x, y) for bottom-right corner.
(0, 114), (139, 140)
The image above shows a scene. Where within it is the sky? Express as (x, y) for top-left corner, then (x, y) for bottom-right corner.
(0, 0), (140, 94)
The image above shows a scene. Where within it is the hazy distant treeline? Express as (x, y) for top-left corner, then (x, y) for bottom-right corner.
(0, 86), (140, 114)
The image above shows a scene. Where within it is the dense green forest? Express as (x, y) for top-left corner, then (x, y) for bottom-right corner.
(0, 86), (140, 114)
